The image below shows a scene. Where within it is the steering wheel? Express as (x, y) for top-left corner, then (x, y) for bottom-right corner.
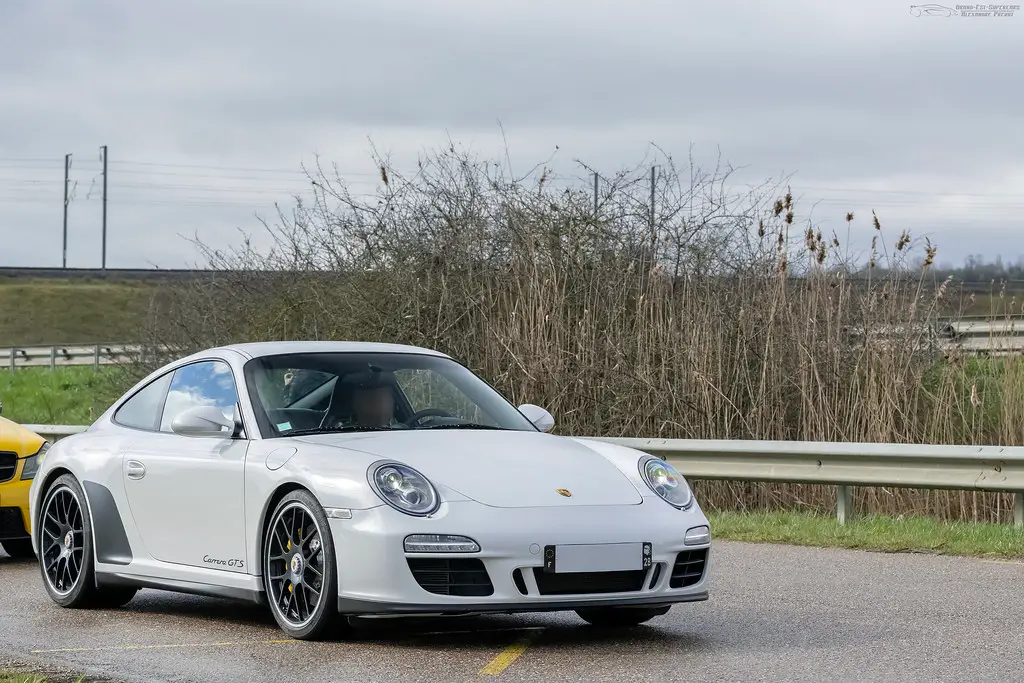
(405, 408), (455, 427)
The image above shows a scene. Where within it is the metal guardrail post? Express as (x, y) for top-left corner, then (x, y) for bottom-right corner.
(836, 485), (854, 525)
(1015, 493), (1024, 528)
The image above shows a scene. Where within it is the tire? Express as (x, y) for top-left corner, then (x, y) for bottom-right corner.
(263, 489), (345, 640)
(574, 605), (672, 627)
(37, 473), (137, 609)
(1, 538), (36, 559)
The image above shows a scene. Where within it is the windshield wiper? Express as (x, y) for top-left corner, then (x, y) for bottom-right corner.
(282, 426), (394, 437)
(418, 423), (507, 430)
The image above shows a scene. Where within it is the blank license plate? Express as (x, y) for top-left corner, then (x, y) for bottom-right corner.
(542, 542), (652, 573)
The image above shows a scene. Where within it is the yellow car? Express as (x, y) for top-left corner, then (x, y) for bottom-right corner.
(0, 401), (49, 559)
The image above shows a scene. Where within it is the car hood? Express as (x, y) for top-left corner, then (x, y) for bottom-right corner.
(292, 429), (644, 508)
(0, 416), (46, 458)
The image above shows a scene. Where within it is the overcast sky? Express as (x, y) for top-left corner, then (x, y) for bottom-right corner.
(1, 0), (1021, 271)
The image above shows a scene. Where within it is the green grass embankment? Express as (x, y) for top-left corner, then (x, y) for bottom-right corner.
(0, 367), (128, 425)
(0, 278), (160, 347)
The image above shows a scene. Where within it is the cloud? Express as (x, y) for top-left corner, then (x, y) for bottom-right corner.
(1, 0), (1021, 270)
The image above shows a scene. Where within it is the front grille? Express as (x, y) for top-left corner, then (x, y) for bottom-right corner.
(670, 548), (708, 588)
(406, 558), (494, 597)
(532, 568), (647, 596)
(0, 452), (16, 483)
(0, 506), (28, 541)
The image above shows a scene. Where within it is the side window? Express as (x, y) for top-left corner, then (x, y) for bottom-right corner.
(159, 360), (240, 433)
(113, 372), (173, 431)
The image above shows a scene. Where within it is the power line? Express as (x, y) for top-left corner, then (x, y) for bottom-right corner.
(0, 155), (1021, 200)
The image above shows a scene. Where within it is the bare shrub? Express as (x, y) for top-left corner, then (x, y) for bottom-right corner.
(137, 142), (1022, 523)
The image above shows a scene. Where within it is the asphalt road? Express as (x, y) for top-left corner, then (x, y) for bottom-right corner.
(2, 540), (1022, 682)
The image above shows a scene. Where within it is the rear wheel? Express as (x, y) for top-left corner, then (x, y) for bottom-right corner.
(263, 489), (346, 640)
(37, 473), (137, 608)
(574, 605), (671, 627)
(1, 538), (35, 559)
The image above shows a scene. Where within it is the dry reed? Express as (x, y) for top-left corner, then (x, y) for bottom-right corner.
(137, 143), (1024, 524)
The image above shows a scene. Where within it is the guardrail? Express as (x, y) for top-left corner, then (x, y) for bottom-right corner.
(22, 424), (1024, 528)
(1, 344), (156, 370)
(594, 436), (1024, 526)
(23, 425), (87, 442)
(8, 319), (1024, 371)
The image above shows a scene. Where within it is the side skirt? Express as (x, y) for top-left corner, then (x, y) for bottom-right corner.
(96, 571), (267, 606)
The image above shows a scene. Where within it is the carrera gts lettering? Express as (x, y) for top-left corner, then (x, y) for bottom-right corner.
(203, 554), (245, 568)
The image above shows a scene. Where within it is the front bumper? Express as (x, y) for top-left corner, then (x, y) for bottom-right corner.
(338, 590), (708, 615)
(0, 467), (32, 542)
(329, 497), (711, 616)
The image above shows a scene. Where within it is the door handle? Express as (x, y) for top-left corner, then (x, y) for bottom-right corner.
(126, 460), (146, 480)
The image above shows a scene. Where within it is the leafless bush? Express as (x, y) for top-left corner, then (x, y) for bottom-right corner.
(136, 142), (1022, 523)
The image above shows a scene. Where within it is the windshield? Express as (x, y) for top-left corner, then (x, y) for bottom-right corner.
(242, 351), (539, 438)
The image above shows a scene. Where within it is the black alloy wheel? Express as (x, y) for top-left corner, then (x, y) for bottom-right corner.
(263, 489), (345, 640)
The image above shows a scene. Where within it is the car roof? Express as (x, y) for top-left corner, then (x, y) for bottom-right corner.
(208, 340), (452, 360)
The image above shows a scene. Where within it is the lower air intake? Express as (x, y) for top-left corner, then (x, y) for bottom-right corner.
(669, 548), (708, 588)
(406, 558), (494, 597)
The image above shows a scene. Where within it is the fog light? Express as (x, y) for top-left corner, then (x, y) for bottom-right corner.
(684, 525), (710, 545)
(403, 534), (480, 553)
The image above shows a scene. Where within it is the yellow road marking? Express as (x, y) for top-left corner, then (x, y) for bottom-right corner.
(478, 629), (543, 677)
(32, 639), (296, 653)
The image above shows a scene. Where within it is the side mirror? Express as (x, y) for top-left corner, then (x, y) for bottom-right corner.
(518, 403), (554, 433)
(170, 405), (236, 437)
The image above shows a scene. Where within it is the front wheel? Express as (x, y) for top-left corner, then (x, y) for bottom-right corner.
(263, 489), (347, 640)
(574, 605), (671, 627)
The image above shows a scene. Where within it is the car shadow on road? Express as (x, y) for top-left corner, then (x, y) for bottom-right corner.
(119, 591), (279, 628)
(110, 596), (713, 651)
(346, 614), (711, 651)
(92, 592), (887, 655)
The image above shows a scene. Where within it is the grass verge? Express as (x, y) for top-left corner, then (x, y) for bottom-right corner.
(707, 509), (1024, 558)
(0, 670), (86, 683)
(0, 367), (131, 425)
(0, 674), (46, 683)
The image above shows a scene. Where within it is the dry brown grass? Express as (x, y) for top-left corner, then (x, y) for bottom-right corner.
(138, 143), (1024, 524)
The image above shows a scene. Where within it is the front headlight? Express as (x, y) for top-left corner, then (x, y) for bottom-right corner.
(638, 455), (693, 509)
(368, 462), (440, 516)
(20, 441), (49, 481)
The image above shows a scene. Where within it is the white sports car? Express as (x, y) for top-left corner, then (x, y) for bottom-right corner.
(29, 341), (711, 640)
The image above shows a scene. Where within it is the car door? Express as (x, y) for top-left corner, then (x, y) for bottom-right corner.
(120, 359), (249, 573)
